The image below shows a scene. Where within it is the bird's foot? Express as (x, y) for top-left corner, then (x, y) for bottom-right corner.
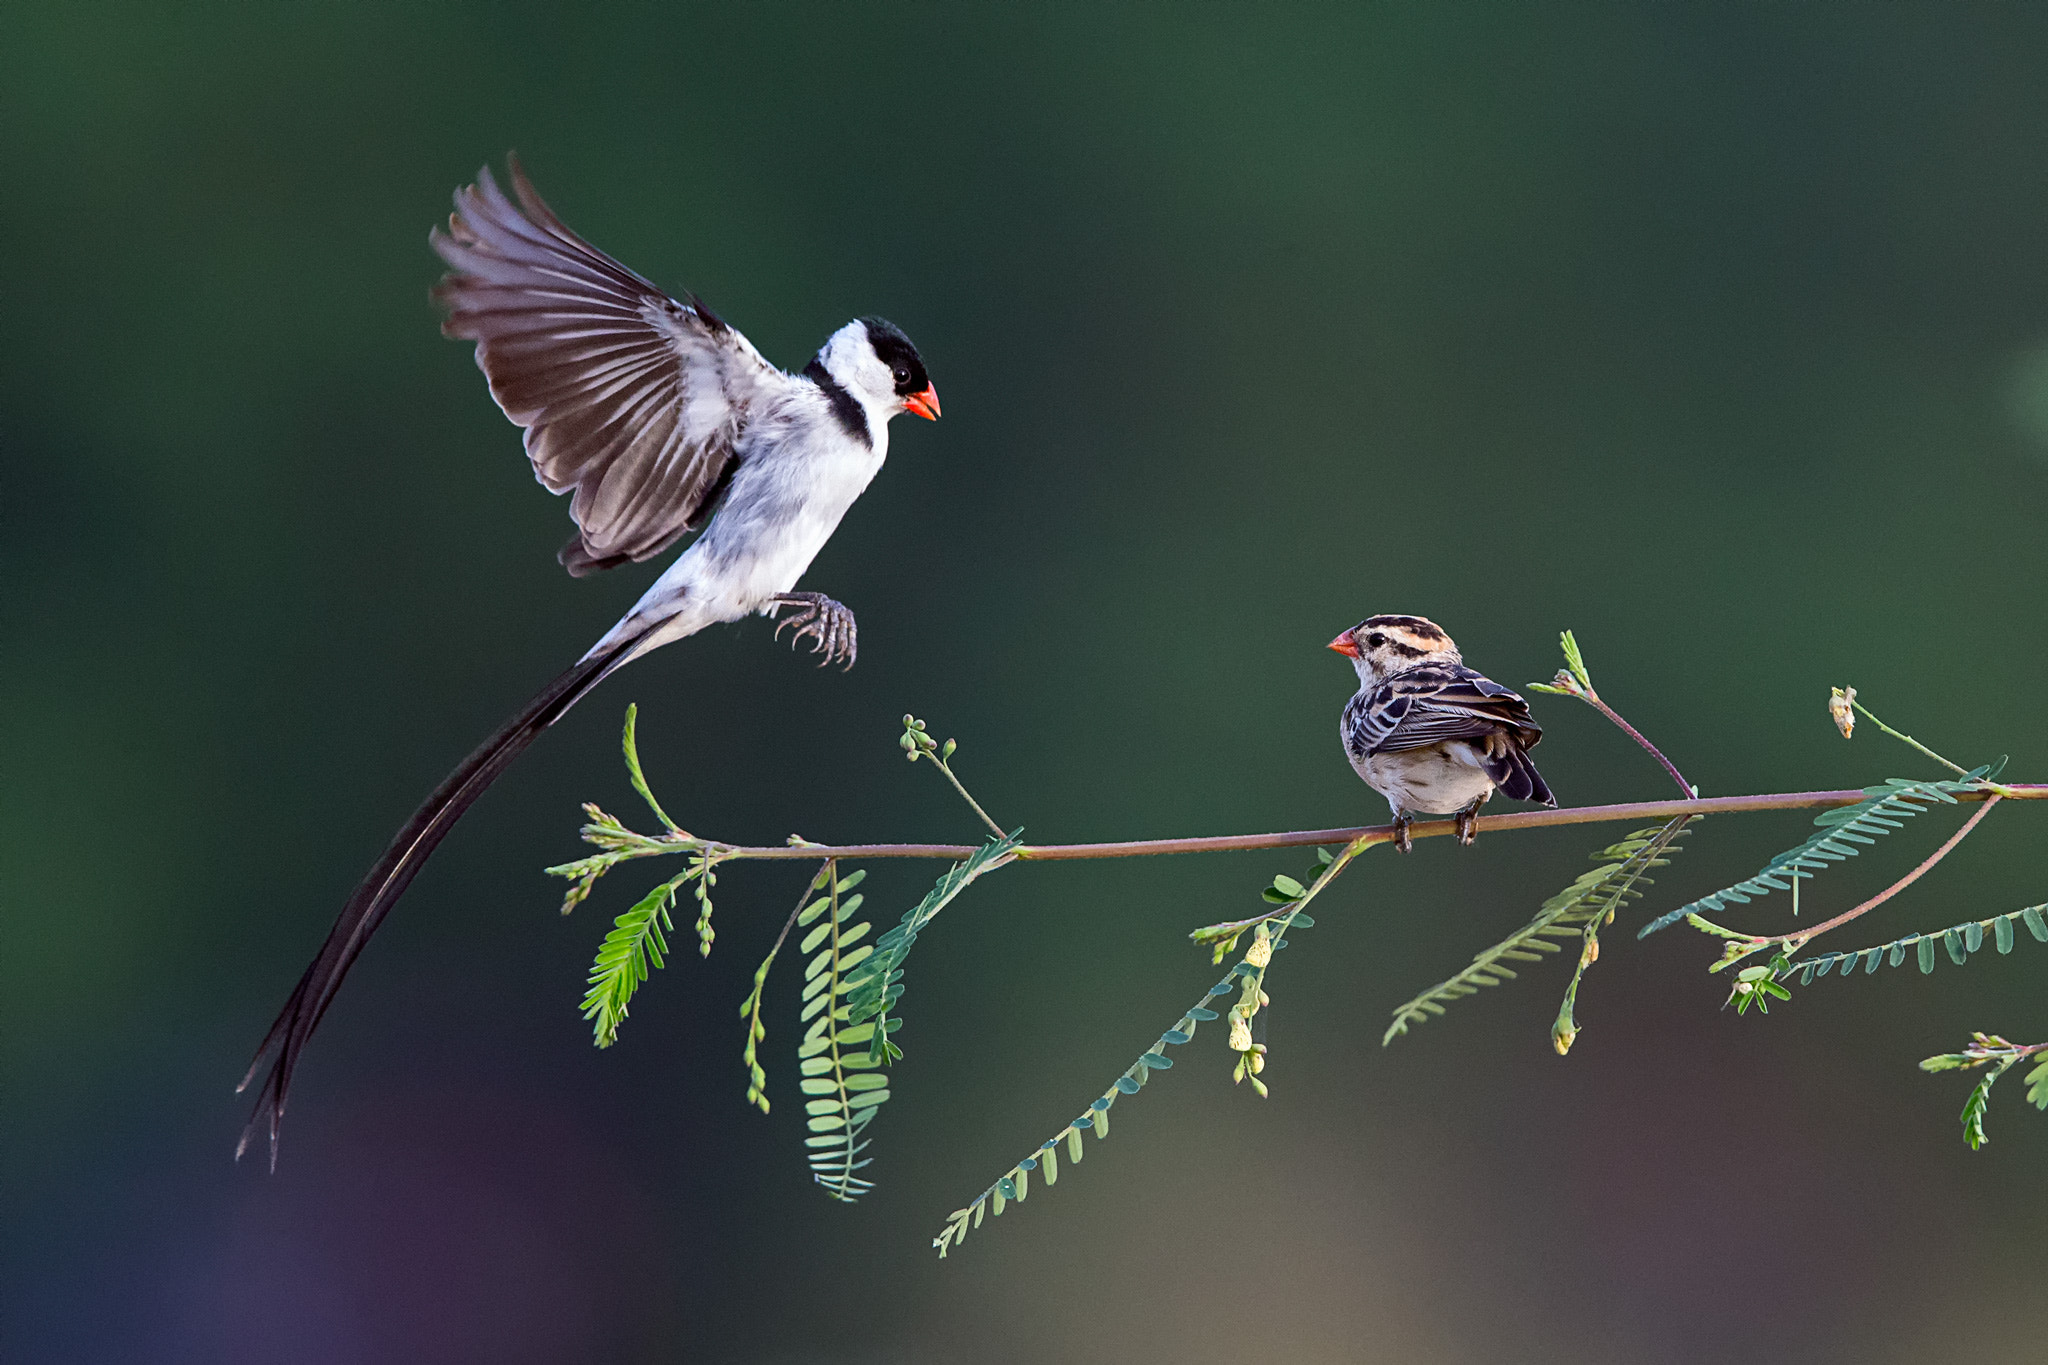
(1453, 789), (1493, 846)
(771, 592), (857, 670)
(1392, 814), (1414, 854)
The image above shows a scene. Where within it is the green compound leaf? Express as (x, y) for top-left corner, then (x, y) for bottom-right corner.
(2026, 1058), (2048, 1112)
(935, 880), (1336, 1259)
(845, 831), (1022, 1062)
(1784, 903), (2048, 985)
(796, 862), (900, 1201)
(1529, 630), (1596, 695)
(1386, 819), (1692, 1046)
(931, 991), (1220, 1258)
(1960, 1061), (2016, 1150)
(803, 835), (1019, 1204)
(1919, 1036), (2042, 1150)
(581, 849), (724, 1047)
(1639, 771), (1994, 939)
(581, 871), (687, 1048)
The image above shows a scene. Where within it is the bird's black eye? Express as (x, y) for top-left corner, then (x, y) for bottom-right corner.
(893, 368), (910, 385)
(1365, 632), (1387, 649)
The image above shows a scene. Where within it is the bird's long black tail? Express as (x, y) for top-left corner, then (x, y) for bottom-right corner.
(237, 630), (645, 1168)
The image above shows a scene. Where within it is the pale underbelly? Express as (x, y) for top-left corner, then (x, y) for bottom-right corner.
(1353, 742), (1497, 815)
(666, 500), (854, 620)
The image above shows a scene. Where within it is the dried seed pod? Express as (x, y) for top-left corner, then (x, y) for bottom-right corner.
(1829, 686), (1856, 738)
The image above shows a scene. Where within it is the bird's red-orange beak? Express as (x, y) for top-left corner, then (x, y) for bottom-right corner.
(903, 385), (941, 421)
(1326, 631), (1360, 657)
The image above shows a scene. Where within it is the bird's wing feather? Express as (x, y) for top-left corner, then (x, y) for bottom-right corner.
(1349, 665), (1542, 756)
(431, 159), (789, 575)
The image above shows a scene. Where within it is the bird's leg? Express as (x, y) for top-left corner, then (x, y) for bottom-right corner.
(770, 592), (858, 670)
(1392, 813), (1414, 854)
(1453, 790), (1492, 847)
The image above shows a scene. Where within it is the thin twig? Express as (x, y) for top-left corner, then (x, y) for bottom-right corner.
(738, 861), (829, 1114)
(758, 861), (827, 971)
(936, 761), (1006, 840)
(632, 785), (2046, 865)
(900, 718), (1008, 838)
(1577, 692), (1692, 797)
(1746, 795), (2004, 951)
(1531, 632), (1691, 796)
(1850, 698), (1971, 778)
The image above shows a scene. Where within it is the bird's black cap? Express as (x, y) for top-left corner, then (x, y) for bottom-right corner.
(859, 316), (930, 396)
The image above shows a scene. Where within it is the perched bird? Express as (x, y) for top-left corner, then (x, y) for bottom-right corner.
(238, 158), (940, 1166)
(1328, 615), (1555, 852)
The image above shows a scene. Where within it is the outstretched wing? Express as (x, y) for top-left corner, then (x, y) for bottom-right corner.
(431, 158), (788, 575)
(1347, 664), (1543, 758)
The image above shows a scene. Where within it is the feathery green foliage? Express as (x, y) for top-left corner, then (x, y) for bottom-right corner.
(928, 987), (1210, 1259)
(582, 869), (686, 1048)
(569, 709), (725, 1046)
(1551, 818), (1694, 1051)
(1189, 847), (1334, 964)
(1384, 819), (1692, 1048)
(1960, 1066), (2007, 1150)
(562, 709), (1026, 1206)
(1782, 903), (2048, 984)
(792, 862), (900, 1199)
(1638, 768), (1999, 939)
(1723, 955), (1795, 1014)
(1919, 1034), (2048, 1150)
(1525, 627), (1595, 696)
(547, 634), (2046, 1250)
(845, 831), (1021, 1064)
(547, 706), (701, 917)
(935, 842), (1359, 1258)
(931, 933), (1308, 1259)
(580, 843), (723, 1047)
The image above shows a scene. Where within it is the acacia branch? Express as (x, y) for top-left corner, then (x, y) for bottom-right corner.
(633, 784), (2045, 866)
(1742, 795), (2004, 952)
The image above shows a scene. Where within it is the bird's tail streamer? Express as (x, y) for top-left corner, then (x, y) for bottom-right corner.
(237, 628), (647, 1168)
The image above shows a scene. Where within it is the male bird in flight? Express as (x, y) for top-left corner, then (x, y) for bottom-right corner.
(1329, 614), (1555, 852)
(239, 159), (940, 1165)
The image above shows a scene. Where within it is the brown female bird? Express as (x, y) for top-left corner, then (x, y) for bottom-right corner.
(1329, 614), (1555, 851)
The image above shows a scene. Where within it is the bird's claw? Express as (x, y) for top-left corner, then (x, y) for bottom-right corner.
(1454, 791), (1490, 847)
(771, 593), (858, 670)
(1392, 814), (1414, 854)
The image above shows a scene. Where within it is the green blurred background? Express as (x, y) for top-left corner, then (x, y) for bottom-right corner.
(7, 5), (2048, 1362)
